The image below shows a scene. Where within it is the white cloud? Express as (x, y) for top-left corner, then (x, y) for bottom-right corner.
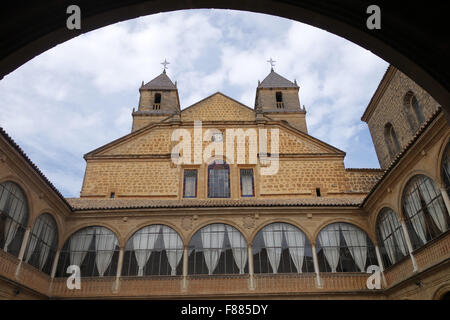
(0, 9), (387, 196)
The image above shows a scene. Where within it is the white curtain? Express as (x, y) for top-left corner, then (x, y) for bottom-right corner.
(262, 223), (283, 274)
(225, 226), (247, 274)
(201, 224), (225, 275)
(1, 183), (27, 253)
(404, 187), (427, 245)
(94, 227), (118, 277)
(25, 214), (56, 270)
(318, 224), (340, 272)
(394, 227), (408, 256)
(70, 228), (94, 267)
(241, 171), (253, 196)
(341, 224), (368, 272)
(184, 173), (196, 197)
(162, 226), (183, 275)
(419, 177), (448, 232)
(38, 220), (56, 270)
(133, 225), (161, 276)
(283, 224), (305, 273)
(379, 216), (397, 264)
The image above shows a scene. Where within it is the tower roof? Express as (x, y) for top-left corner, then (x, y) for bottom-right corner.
(258, 69), (298, 88)
(141, 71), (177, 90)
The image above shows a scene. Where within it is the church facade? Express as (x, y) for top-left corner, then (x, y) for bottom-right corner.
(0, 65), (449, 299)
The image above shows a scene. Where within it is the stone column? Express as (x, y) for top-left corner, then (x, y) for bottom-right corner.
(248, 245), (255, 290)
(439, 186), (450, 213)
(311, 243), (322, 288)
(18, 227), (31, 261)
(114, 247), (124, 292)
(182, 246), (188, 290)
(374, 245), (387, 288)
(15, 227), (31, 278)
(400, 220), (418, 272)
(50, 248), (61, 279)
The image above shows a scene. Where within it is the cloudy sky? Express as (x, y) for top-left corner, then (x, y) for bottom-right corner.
(0, 9), (388, 197)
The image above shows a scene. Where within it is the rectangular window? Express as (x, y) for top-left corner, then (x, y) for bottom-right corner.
(183, 170), (197, 198)
(240, 169), (254, 197)
(208, 162), (230, 198)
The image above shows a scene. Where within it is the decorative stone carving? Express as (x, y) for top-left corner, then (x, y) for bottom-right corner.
(243, 215), (255, 229)
(181, 216), (193, 231)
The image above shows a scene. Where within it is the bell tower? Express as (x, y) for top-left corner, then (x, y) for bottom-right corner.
(255, 62), (307, 133)
(131, 63), (181, 132)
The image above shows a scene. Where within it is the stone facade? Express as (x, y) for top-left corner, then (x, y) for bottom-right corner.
(0, 66), (449, 300)
(362, 66), (440, 168)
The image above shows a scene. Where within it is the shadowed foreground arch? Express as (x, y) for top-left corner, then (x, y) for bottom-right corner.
(0, 1), (449, 113)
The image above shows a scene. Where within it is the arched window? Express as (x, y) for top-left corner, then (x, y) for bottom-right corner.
(404, 91), (425, 133)
(208, 161), (230, 198)
(188, 224), (248, 275)
(0, 181), (29, 257)
(442, 142), (450, 197)
(56, 226), (119, 278)
(376, 208), (408, 268)
(252, 223), (314, 274)
(24, 213), (58, 274)
(316, 223), (377, 272)
(122, 225), (183, 276)
(384, 123), (401, 160)
(402, 175), (450, 249)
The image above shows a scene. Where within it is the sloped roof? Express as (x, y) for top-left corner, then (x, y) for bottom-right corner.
(67, 197), (364, 210)
(258, 69), (298, 88)
(141, 71), (177, 90)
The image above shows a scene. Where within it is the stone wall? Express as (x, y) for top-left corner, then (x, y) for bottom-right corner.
(365, 67), (440, 168)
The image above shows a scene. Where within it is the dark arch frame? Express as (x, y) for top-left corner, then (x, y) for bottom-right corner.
(121, 224), (184, 277)
(55, 225), (120, 278)
(315, 222), (378, 273)
(23, 213), (59, 275)
(252, 222), (315, 274)
(187, 223), (249, 275)
(1, 1), (449, 113)
(0, 181), (30, 258)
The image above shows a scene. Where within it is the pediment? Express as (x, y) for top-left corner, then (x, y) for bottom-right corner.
(181, 92), (255, 122)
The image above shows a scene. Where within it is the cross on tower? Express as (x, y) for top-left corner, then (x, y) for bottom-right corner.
(267, 57), (276, 71)
(161, 59), (170, 72)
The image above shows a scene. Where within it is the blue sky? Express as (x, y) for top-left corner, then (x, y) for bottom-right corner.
(0, 9), (388, 197)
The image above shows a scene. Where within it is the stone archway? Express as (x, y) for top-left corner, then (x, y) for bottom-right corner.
(0, 1), (448, 113)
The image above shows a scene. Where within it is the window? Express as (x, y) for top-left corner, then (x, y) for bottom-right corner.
(275, 91), (284, 108)
(240, 169), (254, 197)
(110, 192), (115, 199)
(402, 175), (449, 249)
(56, 226), (119, 278)
(211, 132), (223, 142)
(0, 181), (29, 257)
(24, 214), (58, 274)
(153, 93), (161, 110)
(443, 142), (450, 197)
(404, 91), (425, 133)
(316, 188), (321, 197)
(208, 161), (230, 198)
(376, 208), (408, 268)
(188, 223), (248, 275)
(122, 225), (183, 276)
(316, 223), (377, 273)
(252, 223), (314, 274)
(183, 170), (197, 198)
(384, 123), (401, 160)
